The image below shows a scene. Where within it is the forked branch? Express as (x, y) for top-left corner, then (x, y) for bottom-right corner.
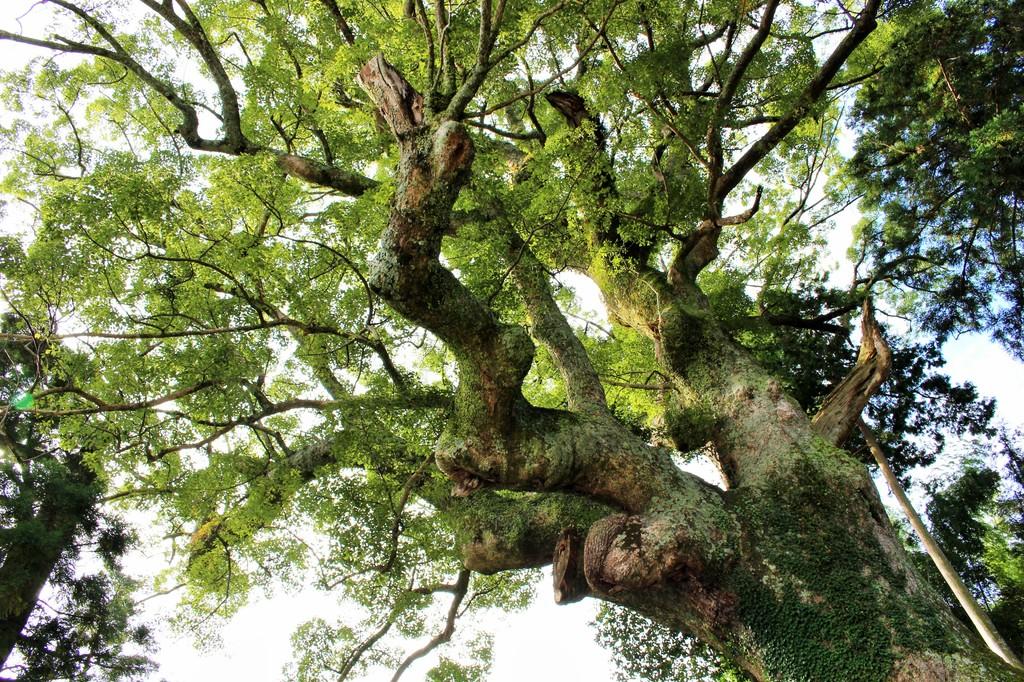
(713, 0), (881, 202)
(390, 570), (471, 682)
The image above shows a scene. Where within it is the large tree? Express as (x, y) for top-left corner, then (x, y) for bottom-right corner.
(0, 0), (1021, 679)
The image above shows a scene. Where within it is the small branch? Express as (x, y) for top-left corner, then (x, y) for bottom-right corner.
(316, 0), (356, 45)
(464, 118), (544, 141)
(602, 378), (672, 391)
(389, 570), (471, 682)
(475, 1), (621, 118)
(23, 380), (216, 417)
(336, 613), (398, 680)
(760, 299), (859, 336)
(826, 64), (883, 91)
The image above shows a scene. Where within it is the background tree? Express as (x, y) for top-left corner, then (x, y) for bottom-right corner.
(848, 0), (1024, 357)
(0, 313), (153, 680)
(916, 430), (1024, 659)
(0, 0), (1022, 679)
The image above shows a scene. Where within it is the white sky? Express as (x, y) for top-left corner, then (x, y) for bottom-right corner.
(2, 2), (1023, 681)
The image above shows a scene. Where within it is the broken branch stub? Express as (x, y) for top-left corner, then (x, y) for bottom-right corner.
(357, 54), (424, 138)
(811, 299), (893, 446)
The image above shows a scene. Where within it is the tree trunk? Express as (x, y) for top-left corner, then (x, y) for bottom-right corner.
(354, 54), (1024, 682)
(594, 307), (1016, 681)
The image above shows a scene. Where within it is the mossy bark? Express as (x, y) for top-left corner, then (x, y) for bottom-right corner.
(356, 55), (1024, 682)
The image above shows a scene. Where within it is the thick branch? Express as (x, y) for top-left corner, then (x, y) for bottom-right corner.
(759, 299), (859, 336)
(507, 234), (608, 415)
(357, 54), (424, 138)
(451, 491), (611, 574)
(274, 155), (378, 195)
(357, 55), (533, 431)
(673, 186), (763, 281)
(714, 0), (880, 201)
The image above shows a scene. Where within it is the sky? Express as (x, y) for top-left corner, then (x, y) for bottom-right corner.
(2, 2), (1023, 681)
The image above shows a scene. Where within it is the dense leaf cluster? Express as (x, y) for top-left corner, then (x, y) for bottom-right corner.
(0, 0), (1020, 678)
(851, 0), (1024, 357)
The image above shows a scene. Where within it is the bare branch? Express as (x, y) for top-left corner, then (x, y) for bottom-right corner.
(389, 570), (471, 682)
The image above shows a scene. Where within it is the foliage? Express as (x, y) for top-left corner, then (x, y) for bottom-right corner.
(0, 0), (1020, 679)
(595, 605), (750, 682)
(850, 0), (1024, 358)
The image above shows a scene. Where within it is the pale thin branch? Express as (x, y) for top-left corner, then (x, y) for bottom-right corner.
(507, 233), (609, 416)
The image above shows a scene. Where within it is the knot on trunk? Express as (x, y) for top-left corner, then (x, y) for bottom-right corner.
(584, 513), (697, 594)
(432, 121), (474, 187)
(583, 513), (725, 597)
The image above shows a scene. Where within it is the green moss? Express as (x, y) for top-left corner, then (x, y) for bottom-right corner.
(727, 457), (963, 681)
(444, 490), (612, 571)
(657, 305), (713, 371)
(663, 400), (719, 451)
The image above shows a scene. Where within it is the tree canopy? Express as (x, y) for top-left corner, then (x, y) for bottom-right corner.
(0, 0), (1022, 679)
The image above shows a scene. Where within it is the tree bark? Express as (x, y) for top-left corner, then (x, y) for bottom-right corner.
(355, 54), (1024, 682)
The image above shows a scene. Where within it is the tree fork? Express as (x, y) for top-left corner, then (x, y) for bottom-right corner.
(352, 51), (1024, 682)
